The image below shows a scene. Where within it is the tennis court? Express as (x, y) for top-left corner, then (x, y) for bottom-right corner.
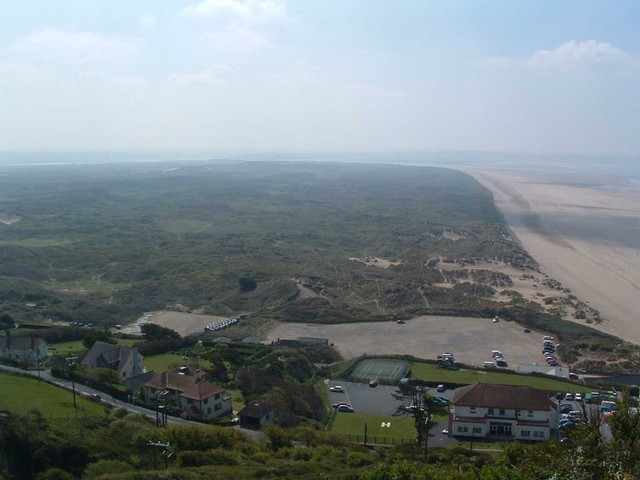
(348, 358), (411, 384)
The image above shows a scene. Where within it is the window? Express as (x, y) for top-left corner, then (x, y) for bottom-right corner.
(187, 399), (193, 405)
(214, 403), (221, 411)
(204, 398), (209, 404)
(527, 410), (534, 417)
(457, 426), (468, 433)
(488, 408), (494, 415)
(521, 430), (530, 437)
(469, 407), (476, 414)
(215, 393), (221, 400)
(533, 431), (539, 438)
(207, 407), (211, 414)
(472, 427), (482, 434)
(499, 409), (505, 416)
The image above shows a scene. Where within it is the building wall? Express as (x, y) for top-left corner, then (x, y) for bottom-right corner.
(178, 392), (232, 419)
(451, 404), (552, 441)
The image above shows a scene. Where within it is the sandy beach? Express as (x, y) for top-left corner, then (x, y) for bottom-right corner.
(468, 169), (640, 344)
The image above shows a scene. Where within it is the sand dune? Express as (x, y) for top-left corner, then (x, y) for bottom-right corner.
(468, 169), (640, 344)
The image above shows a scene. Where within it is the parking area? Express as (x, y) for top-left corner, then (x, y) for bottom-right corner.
(327, 380), (455, 415)
(328, 379), (457, 446)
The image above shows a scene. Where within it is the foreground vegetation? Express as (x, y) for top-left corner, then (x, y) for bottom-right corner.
(3, 391), (640, 480)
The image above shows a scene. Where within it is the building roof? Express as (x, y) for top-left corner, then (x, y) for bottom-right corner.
(144, 371), (196, 393)
(0, 335), (46, 356)
(81, 341), (136, 370)
(238, 402), (276, 419)
(181, 380), (225, 401)
(453, 383), (551, 411)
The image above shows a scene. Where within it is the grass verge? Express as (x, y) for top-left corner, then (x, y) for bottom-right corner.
(0, 371), (104, 417)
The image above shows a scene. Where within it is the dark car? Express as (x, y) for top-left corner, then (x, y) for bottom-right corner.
(369, 380), (379, 388)
(560, 404), (573, 414)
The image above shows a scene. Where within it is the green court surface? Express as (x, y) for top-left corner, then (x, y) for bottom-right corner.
(348, 358), (411, 384)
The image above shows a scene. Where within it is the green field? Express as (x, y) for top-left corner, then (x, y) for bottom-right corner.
(48, 337), (142, 356)
(331, 413), (416, 442)
(226, 389), (245, 414)
(144, 353), (212, 373)
(0, 371), (104, 417)
(411, 362), (590, 393)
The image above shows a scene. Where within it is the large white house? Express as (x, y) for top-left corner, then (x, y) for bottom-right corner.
(448, 383), (559, 442)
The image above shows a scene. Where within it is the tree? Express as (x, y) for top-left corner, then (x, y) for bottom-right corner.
(141, 323), (180, 340)
(238, 277), (257, 292)
(82, 330), (116, 349)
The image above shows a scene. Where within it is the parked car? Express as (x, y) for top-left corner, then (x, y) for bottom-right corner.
(555, 392), (565, 400)
(90, 394), (101, 401)
(434, 396), (450, 405)
(565, 393), (574, 401)
(575, 393), (583, 401)
(337, 405), (355, 413)
(495, 360), (508, 368)
(333, 402), (351, 409)
(329, 385), (345, 392)
(369, 380), (379, 388)
(560, 404), (573, 414)
(436, 384), (446, 392)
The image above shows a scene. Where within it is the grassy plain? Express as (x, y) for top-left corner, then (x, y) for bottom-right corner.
(410, 362), (589, 392)
(0, 371), (103, 416)
(331, 412), (416, 441)
(144, 353), (212, 373)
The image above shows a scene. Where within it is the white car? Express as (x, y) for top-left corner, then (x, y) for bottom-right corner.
(575, 393), (583, 401)
(441, 429), (449, 435)
(329, 385), (345, 393)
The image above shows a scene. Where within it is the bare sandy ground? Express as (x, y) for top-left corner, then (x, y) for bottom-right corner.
(267, 316), (547, 368)
(469, 169), (640, 344)
(121, 311), (227, 337)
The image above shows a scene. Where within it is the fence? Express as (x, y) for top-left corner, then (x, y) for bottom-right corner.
(332, 433), (414, 445)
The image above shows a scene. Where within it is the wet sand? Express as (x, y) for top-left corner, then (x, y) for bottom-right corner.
(468, 169), (640, 344)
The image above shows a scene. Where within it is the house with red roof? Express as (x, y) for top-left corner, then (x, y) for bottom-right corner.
(448, 383), (559, 441)
(143, 366), (231, 420)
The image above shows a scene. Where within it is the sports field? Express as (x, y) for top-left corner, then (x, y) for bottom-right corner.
(348, 358), (411, 384)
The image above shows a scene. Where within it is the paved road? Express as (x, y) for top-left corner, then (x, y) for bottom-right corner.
(0, 364), (263, 440)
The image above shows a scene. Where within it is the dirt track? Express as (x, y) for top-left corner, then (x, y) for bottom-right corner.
(267, 315), (549, 368)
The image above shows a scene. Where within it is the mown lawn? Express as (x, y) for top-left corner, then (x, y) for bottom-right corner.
(144, 353), (212, 373)
(411, 362), (589, 393)
(331, 413), (416, 441)
(0, 371), (104, 417)
(226, 389), (245, 414)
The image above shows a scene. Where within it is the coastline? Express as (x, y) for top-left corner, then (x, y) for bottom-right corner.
(467, 168), (640, 344)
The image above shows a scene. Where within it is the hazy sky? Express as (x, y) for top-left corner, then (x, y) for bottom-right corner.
(1, 1), (639, 154)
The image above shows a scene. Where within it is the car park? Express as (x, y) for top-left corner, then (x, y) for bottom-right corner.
(337, 405), (355, 413)
(329, 385), (345, 392)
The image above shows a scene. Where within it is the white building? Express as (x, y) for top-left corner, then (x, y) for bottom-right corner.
(518, 363), (570, 378)
(449, 383), (559, 442)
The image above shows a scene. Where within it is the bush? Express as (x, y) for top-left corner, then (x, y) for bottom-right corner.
(83, 460), (132, 479)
